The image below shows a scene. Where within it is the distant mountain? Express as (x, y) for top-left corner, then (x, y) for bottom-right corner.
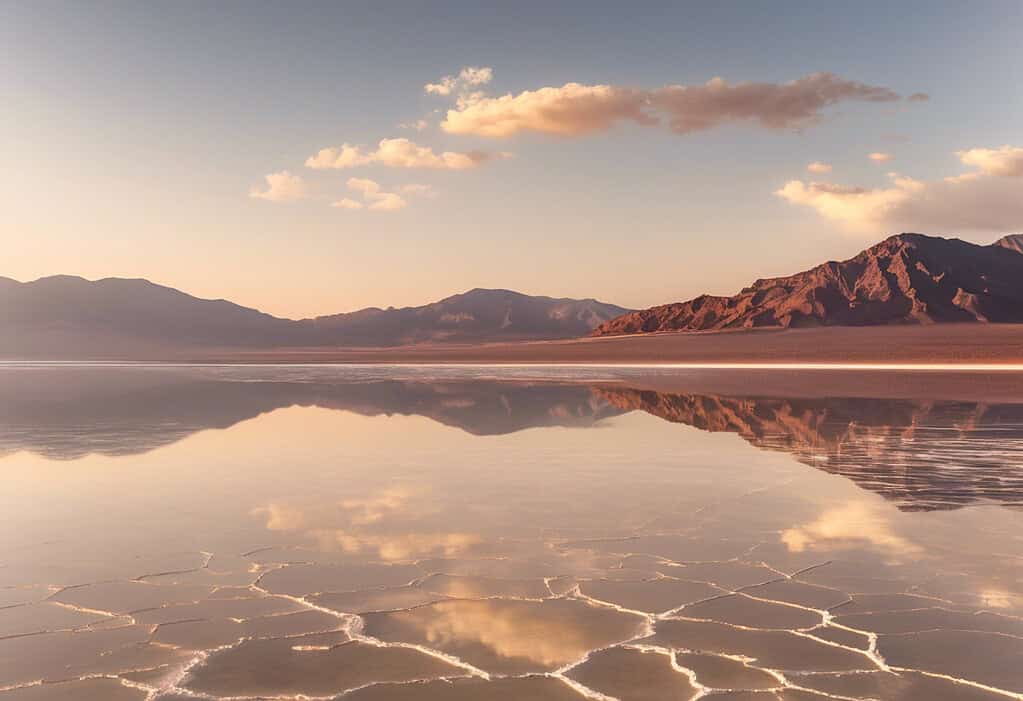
(310, 288), (630, 346)
(594, 233), (1023, 336)
(0, 277), (628, 357)
(0, 275), (299, 354)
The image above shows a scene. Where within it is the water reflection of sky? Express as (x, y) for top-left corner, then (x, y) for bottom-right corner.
(1, 366), (1022, 699)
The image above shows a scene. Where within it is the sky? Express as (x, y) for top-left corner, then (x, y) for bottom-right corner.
(3, 1), (1022, 319)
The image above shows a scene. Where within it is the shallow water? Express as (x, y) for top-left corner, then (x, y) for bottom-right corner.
(1, 365), (1022, 700)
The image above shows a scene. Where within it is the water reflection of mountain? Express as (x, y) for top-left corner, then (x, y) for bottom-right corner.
(0, 372), (622, 460)
(596, 387), (1023, 511)
(3, 369), (1022, 511)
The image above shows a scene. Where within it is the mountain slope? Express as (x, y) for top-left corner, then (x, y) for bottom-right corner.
(0, 275), (302, 354)
(594, 233), (1023, 336)
(995, 234), (1023, 254)
(0, 278), (628, 356)
(311, 288), (629, 346)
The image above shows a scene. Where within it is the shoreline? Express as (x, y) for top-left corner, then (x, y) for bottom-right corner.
(5, 360), (1023, 371)
(5, 324), (1023, 366)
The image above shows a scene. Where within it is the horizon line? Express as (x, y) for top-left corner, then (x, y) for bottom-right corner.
(3, 361), (1023, 372)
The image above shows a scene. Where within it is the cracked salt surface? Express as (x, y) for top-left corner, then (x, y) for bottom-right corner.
(1, 365), (1023, 700)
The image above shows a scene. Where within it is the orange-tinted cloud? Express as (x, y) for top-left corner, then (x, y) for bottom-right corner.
(957, 145), (1023, 177)
(306, 138), (490, 170)
(248, 170), (308, 202)
(439, 72), (905, 138)
(777, 144), (1023, 234)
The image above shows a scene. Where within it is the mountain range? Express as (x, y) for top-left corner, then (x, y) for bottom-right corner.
(0, 279), (628, 356)
(4, 232), (1023, 357)
(594, 233), (1023, 336)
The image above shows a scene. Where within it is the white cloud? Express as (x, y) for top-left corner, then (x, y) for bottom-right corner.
(777, 144), (1023, 235)
(248, 170), (308, 202)
(807, 161), (832, 174)
(957, 145), (1023, 177)
(306, 138), (489, 170)
(869, 152), (893, 162)
(425, 66), (493, 97)
(440, 72), (906, 138)
(399, 119), (429, 132)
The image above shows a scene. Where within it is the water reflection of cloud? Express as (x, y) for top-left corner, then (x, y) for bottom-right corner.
(309, 529), (482, 561)
(251, 503), (306, 531)
(340, 487), (415, 526)
(394, 600), (629, 669)
(781, 501), (922, 558)
(251, 486), (482, 561)
(979, 589), (1016, 609)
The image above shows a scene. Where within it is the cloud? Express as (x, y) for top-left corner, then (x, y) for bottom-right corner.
(957, 145), (1023, 177)
(345, 177), (406, 211)
(425, 66), (493, 97)
(331, 198), (363, 210)
(807, 161), (832, 174)
(248, 170), (308, 202)
(306, 137), (489, 170)
(399, 119), (429, 132)
(653, 73), (901, 134)
(907, 92), (930, 102)
(346, 177), (384, 198)
(367, 192), (407, 211)
(776, 144), (1023, 234)
(776, 177), (918, 231)
(398, 183), (434, 196)
(869, 152), (893, 162)
(440, 72), (905, 138)
(333, 177), (435, 212)
(441, 83), (653, 137)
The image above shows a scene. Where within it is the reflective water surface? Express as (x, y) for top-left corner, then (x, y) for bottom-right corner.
(1, 365), (1022, 700)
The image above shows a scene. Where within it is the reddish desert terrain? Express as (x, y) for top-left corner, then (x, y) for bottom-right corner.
(191, 324), (1023, 366)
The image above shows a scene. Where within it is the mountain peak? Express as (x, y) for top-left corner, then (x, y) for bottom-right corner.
(594, 232), (1023, 336)
(993, 234), (1023, 254)
(0, 278), (630, 356)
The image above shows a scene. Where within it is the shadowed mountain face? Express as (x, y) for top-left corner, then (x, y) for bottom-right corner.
(0, 279), (628, 357)
(594, 233), (1023, 335)
(596, 387), (1023, 511)
(3, 368), (1022, 512)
